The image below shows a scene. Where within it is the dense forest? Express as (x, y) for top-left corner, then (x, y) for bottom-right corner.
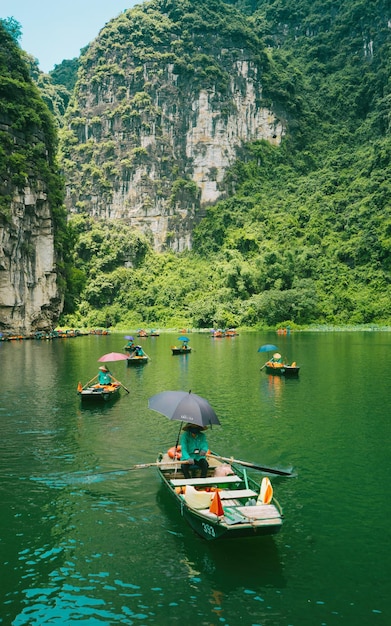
(2, 0), (391, 330)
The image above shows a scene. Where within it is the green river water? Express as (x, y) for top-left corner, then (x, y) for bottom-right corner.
(0, 330), (390, 625)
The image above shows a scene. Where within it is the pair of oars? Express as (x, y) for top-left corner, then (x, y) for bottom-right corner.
(78, 374), (130, 394)
(82, 454), (294, 478)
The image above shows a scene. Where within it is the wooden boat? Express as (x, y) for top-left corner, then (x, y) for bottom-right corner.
(171, 345), (192, 355)
(264, 361), (300, 377)
(156, 452), (283, 541)
(137, 329), (149, 337)
(77, 382), (121, 402)
(127, 354), (149, 365)
(211, 330), (224, 338)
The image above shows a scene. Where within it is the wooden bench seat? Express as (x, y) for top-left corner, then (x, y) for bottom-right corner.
(236, 504), (282, 520)
(170, 475), (242, 487)
(218, 488), (257, 500)
(198, 504), (282, 525)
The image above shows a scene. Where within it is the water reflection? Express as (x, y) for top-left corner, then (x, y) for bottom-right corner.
(156, 486), (286, 592)
(77, 394), (122, 413)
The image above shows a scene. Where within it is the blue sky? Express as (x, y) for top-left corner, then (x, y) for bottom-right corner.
(1, 0), (138, 73)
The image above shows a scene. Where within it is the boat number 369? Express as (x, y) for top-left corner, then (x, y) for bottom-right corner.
(202, 523), (215, 537)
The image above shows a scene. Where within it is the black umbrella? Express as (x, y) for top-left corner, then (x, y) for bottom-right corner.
(148, 390), (221, 427)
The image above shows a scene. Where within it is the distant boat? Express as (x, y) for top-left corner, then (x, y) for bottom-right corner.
(224, 329), (239, 337)
(137, 329), (149, 337)
(127, 354), (149, 365)
(127, 345), (149, 364)
(211, 329), (224, 338)
(171, 346), (192, 355)
(263, 361), (300, 377)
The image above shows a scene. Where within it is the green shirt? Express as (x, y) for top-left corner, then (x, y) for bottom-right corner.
(180, 430), (208, 461)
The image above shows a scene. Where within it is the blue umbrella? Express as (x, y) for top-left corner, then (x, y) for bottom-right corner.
(178, 336), (189, 342)
(125, 336), (134, 340)
(258, 344), (279, 352)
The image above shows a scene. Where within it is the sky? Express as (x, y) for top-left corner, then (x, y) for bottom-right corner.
(1, 0), (138, 73)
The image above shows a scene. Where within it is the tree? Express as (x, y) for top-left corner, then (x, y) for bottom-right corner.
(0, 17), (22, 44)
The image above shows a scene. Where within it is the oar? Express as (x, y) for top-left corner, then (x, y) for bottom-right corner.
(207, 453), (294, 476)
(120, 382), (130, 393)
(260, 361), (268, 370)
(79, 375), (98, 391)
(86, 460), (188, 476)
(110, 374), (130, 394)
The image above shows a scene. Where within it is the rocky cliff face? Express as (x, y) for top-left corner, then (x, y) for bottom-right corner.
(0, 135), (63, 335)
(62, 0), (285, 251)
(0, 24), (65, 335)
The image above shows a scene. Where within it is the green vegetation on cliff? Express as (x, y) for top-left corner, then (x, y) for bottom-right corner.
(59, 0), (391, 329)
(0, 21), (70, 301)
(5, 1), (389, 330)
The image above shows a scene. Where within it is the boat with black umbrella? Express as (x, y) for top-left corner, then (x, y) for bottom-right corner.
(147, 390), (287, 541)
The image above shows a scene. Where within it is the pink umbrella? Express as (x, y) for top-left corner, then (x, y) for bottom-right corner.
(98, 352), (129, 362)
(97, 352), (130, 394)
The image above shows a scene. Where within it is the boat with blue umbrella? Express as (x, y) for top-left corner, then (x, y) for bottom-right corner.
(171, 336), (192, 355)
(258, 345), (300, 377)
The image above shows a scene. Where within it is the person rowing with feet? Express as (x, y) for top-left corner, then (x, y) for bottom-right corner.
(98, 365), (112, 385)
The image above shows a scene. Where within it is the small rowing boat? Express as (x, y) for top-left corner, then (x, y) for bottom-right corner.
(264, 362), (300, 377)
(156, 451), (283, 540)
(77, 382), (121, 402)
(127, 354), (149, 365)
(171, 345), (192, 355)
(127, 345), (149, 364)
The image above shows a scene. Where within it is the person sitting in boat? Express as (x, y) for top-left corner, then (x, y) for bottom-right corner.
(270, 352), (282, 363)
(135, 345), (144, 356)
(180, 424), (209, 479)
(98, 365), (112, 385)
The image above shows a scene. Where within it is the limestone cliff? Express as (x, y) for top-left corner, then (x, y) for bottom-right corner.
(62, 0), (285, 251)
(0, 167), (62, 335)
(0, 25), (65, 334)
